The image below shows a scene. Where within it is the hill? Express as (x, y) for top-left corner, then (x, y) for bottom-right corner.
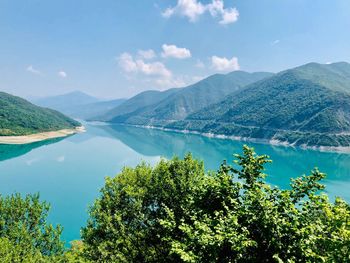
(168, 62), (350, 148)
(98, 88), (180, 121)
(0, 92), (80, 136)
(34, 91), (126, 119)
(101, 71), (273, 125)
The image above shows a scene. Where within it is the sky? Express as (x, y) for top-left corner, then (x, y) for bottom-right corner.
(0, 0), (350, 99)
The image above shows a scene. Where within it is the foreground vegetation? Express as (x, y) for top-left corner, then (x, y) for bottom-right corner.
(1, 146), (350, 262)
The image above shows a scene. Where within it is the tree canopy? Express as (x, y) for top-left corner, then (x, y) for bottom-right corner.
(82, 146), (350, 262)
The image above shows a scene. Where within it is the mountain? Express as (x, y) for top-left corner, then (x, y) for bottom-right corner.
(34, 91), (126, 119)
(168, 62), (350, 148)
(0, 92), (80, 136)
(101, 71), (273, 125)
(98, 88), (180, 121)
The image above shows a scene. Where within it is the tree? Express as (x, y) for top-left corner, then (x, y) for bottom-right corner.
(80, 146), (350, 262)
(0, 193), (65, 262)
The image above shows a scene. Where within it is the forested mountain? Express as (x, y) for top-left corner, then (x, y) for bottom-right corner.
(0, 92), (80, 136)
(98, 88), (180, 121)
(169, 62), (350, 147)
(33, 91), (126, 119)
(100, 71), (273, 125)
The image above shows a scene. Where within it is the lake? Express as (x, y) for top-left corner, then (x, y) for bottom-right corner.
(1, 123), (350, 244)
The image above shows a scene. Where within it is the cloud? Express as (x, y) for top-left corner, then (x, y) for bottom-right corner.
(271, 39), (280, 46)
(58, 71), (67, 78)
(136, 60), (172, 77)
(162, 0), (239, 25)
(208, 0), (239, 24)
(26, 65), (42, 75)
(138, 49), (156, 59)
(195, 59), (205, 68)
(161, 44), (191, 59)
(162, 0), (206, 22)
(211, 55), (240, 71)
(118, 52), (172, 78)
(118, 53), (138, 72)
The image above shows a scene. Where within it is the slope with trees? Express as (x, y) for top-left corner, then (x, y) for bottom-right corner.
(100, 71), (273, 126)
(169, 62), (350, 148)
(0, 92), (80, 136)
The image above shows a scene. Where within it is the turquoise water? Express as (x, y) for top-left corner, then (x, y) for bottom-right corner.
(1, 123), (350, 244)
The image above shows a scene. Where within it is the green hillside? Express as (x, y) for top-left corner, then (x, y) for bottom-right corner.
(98, 88), (180, 121)
(0, 92), (80, 136)
(169, 62), (350, 147)
(105, 71), (273, 125)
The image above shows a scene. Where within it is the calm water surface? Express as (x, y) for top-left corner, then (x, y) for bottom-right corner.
(1, 123), (350, 243)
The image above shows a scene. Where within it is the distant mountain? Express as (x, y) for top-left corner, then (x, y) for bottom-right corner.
(0, 92), (80, 136)
(169, 62), (350, 148)
(98, 88), (180, 121)
(34, 91), (126, 120)
(100, 71), (273, 125)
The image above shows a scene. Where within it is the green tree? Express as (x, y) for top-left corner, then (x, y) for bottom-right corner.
(0, 193), (65, 262)
(82, 146), (350, 262)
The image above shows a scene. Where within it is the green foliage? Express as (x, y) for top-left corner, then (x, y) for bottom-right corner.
(82, 146), (350, 262)
(0, 92), (80, 136)
(0, 193), (65, 262)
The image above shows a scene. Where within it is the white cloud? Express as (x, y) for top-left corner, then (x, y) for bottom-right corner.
(118, 52), (138, 72)
(208, 0), (239, 24)
(195, 59), (205, 68)
(162, 0), (239, 25)
(58, 71), (67, 78)
(26, 65), (42, 75)
(211, 55), (240, 71)
(138, 49), (156, 59)
(162, 0), (206, 22)
(118, 52), (172, 78)
(136, 59), (172, 77)
(271, 39), (280, 46)
(161, 44), (191, 59)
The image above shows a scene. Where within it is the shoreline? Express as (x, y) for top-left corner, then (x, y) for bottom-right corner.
(0, 126), (86, 145)
(107, 123), (350, 154)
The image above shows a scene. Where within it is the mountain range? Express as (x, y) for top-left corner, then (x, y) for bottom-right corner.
(99, 71), (273, 125)
(97, 62), (350, 148)
(33, 91), (126, 120)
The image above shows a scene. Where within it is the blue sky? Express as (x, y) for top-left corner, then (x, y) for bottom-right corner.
(0, 0), (349, 99)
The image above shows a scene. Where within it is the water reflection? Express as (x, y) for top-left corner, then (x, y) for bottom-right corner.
(101, 124), (350, 195)
(0, 138), (65, 162)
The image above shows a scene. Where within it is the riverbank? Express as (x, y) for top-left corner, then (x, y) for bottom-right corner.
(0, 126), (85, 145)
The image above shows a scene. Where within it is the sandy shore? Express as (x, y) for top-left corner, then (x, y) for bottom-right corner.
(0, 126), (85, 145)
